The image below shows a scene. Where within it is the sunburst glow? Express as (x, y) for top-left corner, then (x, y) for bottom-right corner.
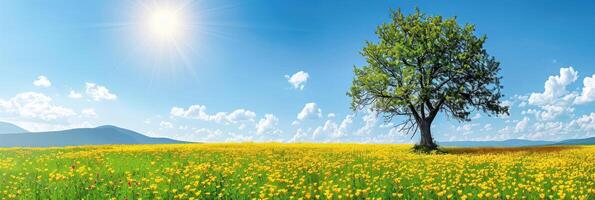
(97, 0), (227, 78)
(144, 5), (188, 42)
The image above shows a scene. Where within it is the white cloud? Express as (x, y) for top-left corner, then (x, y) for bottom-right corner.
(290, 128), (311, 142)
(339, 114), (354, 133)
(515, 95), (529, 107)
(528, 67), (578, 105)
(356, 109), (377, 135)
(456, 123), (478, 133)
(574, 75), (595, 104)
(471, 113), (481, 120)
(533, 121), (564, 134)
(285, 71), (309, 90)
(297, 102), (322, 120)
(33, 75), (52, 87)
(492, 111), (594, 141)
(68, 90), (83, 99)
(327, 113), (336, 118)
(514, 117), (530, 133)
(289, 112), (412, 143)
(255, 114), (279, 134)
(570, 113), (595, 130)
(81, 108), (97, 117)
(524, 67), (582, 121)
(170, 105), (256, 124)
(160, 121), (174, 129)
(524, 104), (574, 121)
(155, 127), (230, 142)
(313, 121), (336, 139)
(388, 126), (406, 136)
(85, 82), (117, 101)
(0, 92), (76, 121)
(171, 105), (206, 119)
(312, 114), (354, 139)
(481, 124), (493, 131)
(227, 109), (257, 123)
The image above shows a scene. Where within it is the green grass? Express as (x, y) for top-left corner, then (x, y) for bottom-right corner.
(0, 143), (593, 199)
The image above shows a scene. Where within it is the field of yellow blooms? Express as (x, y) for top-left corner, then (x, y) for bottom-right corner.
(0, 144), (593, 200)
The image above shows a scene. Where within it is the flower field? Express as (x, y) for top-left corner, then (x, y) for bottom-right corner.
(0, 144), (593, 199)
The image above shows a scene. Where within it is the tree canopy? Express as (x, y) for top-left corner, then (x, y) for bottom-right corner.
(348, 9), (509, 150)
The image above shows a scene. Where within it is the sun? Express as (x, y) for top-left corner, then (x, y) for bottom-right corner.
(142, 4), (189, 43)
(98, 0), (222, 78)
(148, 8), (182, 39)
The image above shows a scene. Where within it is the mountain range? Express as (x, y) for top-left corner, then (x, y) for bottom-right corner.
(0, 121), (593, 147)
(0, 121), (29, 134)
(0, 122), (184, 147)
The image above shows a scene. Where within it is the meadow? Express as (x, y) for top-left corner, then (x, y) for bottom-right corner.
(0, 144), (593, 200)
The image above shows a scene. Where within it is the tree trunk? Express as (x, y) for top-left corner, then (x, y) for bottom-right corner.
(418, 121), (437, 149)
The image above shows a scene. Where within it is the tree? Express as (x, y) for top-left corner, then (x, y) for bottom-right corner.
(348, 9), (509, 150)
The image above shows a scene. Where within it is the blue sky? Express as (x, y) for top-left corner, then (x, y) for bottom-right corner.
(0, 0), (594, 143)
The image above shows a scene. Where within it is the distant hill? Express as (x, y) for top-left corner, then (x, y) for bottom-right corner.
(0, 121), (29, 134)
(552, 137), (595, 146)
(439, 137), (595, 147)
(0, 125), (186, 147)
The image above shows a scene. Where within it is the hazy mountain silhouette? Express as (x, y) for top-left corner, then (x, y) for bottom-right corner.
(439, 137), (595, 147)
(0, 125), (185, 147)
(552, 137), (595, 146)
(0, 121), (29, 134)
(0, 122), (591, 147)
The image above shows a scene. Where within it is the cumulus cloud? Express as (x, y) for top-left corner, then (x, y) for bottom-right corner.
(481, 124), (493, 131)
(532, 121), (564, 134)
(312, 114), (354, 139)
(290, 128), (311, 142)
(159, 127), (268, 143)
(514, 117), (530, 133)
(68, 90), (83, 99)
(356, 109), (378, 135)
(574, 75), (595, 104)
(528, 67), (578, 105)
(285, 71), (309, 90)
(524, 67), (582, 121)
(456, 123), (479, 134)
(160, 121), (174, 129)
(338, 115), (354, 133)
(33, 75), (52, 87)
(227, 109), (257, 122)
(85, 82), (117, 101)
(523, 104), (574, 121)
(570, 113), (595, 130)
(297, 102), (322, 120)
(170, 105), (256, 124)
(290, 112), (412, 143)
(255, 114), (280, 134)
(313, 121), (337, 139)
(0, 92), (76, 121)
(493, 111), (594, 141)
